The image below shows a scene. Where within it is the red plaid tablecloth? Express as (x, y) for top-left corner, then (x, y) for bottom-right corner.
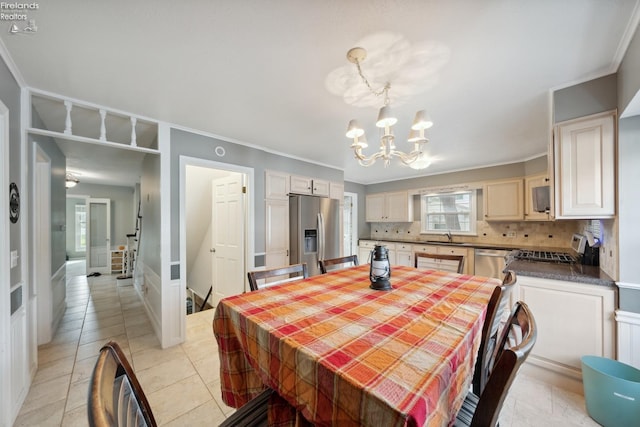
(213, 265), (497, 427)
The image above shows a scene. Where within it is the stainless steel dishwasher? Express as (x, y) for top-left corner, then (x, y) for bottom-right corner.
(474, 249), (511, 280)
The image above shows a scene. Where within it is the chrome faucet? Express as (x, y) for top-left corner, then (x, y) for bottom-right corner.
(445, 230), (452, 243)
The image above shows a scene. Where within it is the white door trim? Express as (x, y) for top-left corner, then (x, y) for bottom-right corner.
(179, 156), (254, 325)
(34, 146), (52, 345)
(0, 98), (12, 427)
(344, 191), (359, 257)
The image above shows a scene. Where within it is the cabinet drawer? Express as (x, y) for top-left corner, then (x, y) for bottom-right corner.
(440, 246), (468, 257)
(359, 240), (377, 249)
(413, 244), (438, 254)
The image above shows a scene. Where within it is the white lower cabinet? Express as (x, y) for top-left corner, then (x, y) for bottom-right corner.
(358, 240), (376, 265)
(395, 243), (413, 267)
(513, 276), (616, 381)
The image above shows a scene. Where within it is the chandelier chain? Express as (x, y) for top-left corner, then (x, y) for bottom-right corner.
(354, 59), (391, 105)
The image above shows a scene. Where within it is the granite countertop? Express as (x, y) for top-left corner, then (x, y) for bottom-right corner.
(358, 237), (568, 252)
(505, 259), (615, 287)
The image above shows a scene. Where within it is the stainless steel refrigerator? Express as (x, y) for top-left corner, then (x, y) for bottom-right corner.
(290, 195), (341, 276)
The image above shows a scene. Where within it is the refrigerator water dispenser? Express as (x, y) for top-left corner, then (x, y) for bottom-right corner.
(304, 229), (317, 253)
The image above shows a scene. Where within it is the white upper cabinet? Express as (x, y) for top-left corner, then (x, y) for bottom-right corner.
(290, 175), (330, 197)
(365, 191), (413, 222)
(265, 170), (289, 200)
(483, 178), (524, 221)
(524, 173), (552, 221)
(554, 111), (616, 218)
(329, 182), (344, 200)
(312, 179), (330, 197)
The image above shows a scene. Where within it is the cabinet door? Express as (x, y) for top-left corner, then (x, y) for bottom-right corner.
(329, 182), (344, 200)
(358, 240), (377, 264)
(524, 173), (551, 221)
(312, 179), (330, 197)
(265, 170), (289, 200)
(265, 199), (289, 267)
(366, 194), (386, 222)
(290, 175), (313, 195)
(517, 276), (615, 379)
(385, 191), (412, 222)
(385, 244), (397, 265)
(358, 247), (372, 265)
(483, 178), (524, 221)
(396, 250), (413, 266)
(555, 111), (615, 218)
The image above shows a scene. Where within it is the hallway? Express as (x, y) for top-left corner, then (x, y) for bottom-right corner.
(14, 260), (231, 426)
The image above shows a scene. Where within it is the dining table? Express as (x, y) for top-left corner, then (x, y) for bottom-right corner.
(213, 265), (498, 427)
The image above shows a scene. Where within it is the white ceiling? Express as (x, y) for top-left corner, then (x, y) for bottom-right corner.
(2, 0), (639, 185)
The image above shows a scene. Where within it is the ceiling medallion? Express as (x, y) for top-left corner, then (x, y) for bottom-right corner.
(345, 47), (432, 170)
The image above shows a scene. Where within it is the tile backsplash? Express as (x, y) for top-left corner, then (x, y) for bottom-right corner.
(369, 220), (582, 249)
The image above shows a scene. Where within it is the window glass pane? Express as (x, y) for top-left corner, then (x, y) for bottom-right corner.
(421, 190), (476, 235)
(75, 204), (86, 252)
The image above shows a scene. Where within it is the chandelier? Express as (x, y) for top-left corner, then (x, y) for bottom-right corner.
(345, 47), (433, 169)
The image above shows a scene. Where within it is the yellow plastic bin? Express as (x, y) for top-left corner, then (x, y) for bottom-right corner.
(581, 355), (640, 427)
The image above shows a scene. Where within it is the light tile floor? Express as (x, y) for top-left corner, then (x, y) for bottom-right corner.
(14, 260), (600, 426)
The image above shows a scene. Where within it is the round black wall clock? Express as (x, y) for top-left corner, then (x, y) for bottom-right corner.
(9, 182), (19, 224)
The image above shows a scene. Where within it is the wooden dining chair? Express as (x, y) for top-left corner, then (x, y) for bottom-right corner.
(219, 388), (273, 427)
(318, 254), (359, 274)
(415, 252), (465, 274)
(247, 263), (308, 291)
(88, 341), (157, 427)
(471, 270), (517, 395)
(454, 301), (537, 427)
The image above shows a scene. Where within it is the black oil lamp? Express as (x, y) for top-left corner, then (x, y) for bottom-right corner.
(369, 245), (392, 290)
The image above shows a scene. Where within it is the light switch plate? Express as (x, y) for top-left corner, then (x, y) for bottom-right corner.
(10, 250), (18, 268)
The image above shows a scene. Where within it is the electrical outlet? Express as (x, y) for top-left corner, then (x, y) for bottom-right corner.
(507, 231), (516, 238)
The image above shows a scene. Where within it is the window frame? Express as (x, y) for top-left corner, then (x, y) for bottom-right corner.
(420, 189), (477, 236)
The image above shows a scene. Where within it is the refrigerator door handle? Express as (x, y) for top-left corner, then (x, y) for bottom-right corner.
(318, 212), (325, 261)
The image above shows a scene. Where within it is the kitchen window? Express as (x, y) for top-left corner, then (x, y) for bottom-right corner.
(420, 190), (476, 235)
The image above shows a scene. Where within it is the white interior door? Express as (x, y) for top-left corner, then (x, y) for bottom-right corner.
(211, 174), (245, 305)
(86, 198), (111, 274)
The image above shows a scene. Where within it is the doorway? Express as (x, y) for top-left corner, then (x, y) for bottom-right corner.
(86, 198), (111, 275)
(180, 157), (254, 319)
